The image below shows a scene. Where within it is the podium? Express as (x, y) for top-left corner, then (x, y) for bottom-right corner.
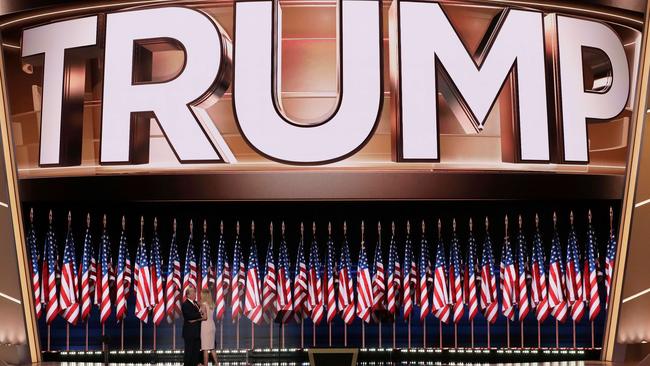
(308, 348), (358, 366)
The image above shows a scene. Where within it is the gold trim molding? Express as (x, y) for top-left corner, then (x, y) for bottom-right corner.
(0, 34), (40, 362)
(602, 0), (650, 361)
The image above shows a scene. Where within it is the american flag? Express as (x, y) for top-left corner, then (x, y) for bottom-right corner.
(135, 233), (153, 322)
(199, 221), (212, 298)
(215, 223), (227, 321)
(371, 223), (385, 321)
(339, 229), (355, 325)
(262, 225), (278, 324)
(566, 219), (585, 322)
(165, 224), (182, 323)
(386, 224), (400, 316)
(45, 217), (60, 325)
(151, 222), (165, 325)
(98, 223), (112, 324)
(586, 218), (601, 322)
(104, 226), (116, 289)
(41, 229), (49, 310)
(402, 224), (415, 320)
(222, 238), (231, 302)
(94, 237), (109, 309)
(465, 221), (478, 321)
(80, 218), (94, 323)
(356, 228), (373, 323)
(480, 223), (498, 324)
(182, 222), (198, 301)
(61, 219), (80, 325)
(605, 215), (616, 309)
(418, 224), (430, 322)
(231, 223), (245, 322)
(115, 225), (130, 322)
(549, 222), (568, 323)
(124, 242), (132, 300)
(432, 229), (450, 323)
(409, 226), (419, 316)
(449, 224), (464, 324)
(89, 225), (97, 295)
(308, 225), (324, 325)
(134, 241), (141, 299)
(500, 226), (516, 321)
(293, 227), (308, 323)
(531, 219), (549, 323)
(244, 225), (263, 325)
(277, 225), (293, 323)
(325, 231), (337, 323)
(28, 213), (42, 320)
(515, 222), (530, 321)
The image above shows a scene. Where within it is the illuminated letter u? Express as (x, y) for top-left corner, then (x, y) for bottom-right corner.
(233, 0), (382, 164)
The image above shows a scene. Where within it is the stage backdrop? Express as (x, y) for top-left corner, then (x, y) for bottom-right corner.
(0, 0), (649, 364)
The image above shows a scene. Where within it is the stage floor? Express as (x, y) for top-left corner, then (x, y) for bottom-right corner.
(42, 347), (602, 365)
(37, 362), (608, 366)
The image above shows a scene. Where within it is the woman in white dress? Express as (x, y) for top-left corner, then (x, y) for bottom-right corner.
(200, 289), (218, 366)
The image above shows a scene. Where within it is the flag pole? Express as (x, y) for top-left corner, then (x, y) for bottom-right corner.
(281, 322), (285, 348)
(269, 214), (274, 352)
(379, 320), (382, 348)
(454, 323), (458, 349)
(102, 323), (105, 352)
(507, 318), (510, 348)
(140, 320), (143, 350)
(392, 314), (396, 349)
(471, 319), (474, 348)
(172, 219), (178, 352)
(85, 321), (89, 351)
(408, 316), (411, 350)
(300, 319), (304, 349)
(312, 322), (316, 347)
(236, 318), (240, 349)
(47, 325), (50, 352)
(518, 214), (525, 349)
(154, 323), (157, 351)
(572, 320), (576, 348)
(66, 323), (70, 351)
(439, 320), (442, 349)
(591, 321), (595, 349)
(423, 320), (427, 348)
(487, 320), (491, 349)
(537, 320), (541, 349)
(121, 321), (124, 350)
(251, 322), (255, 350)
(555, 319), (559, 348)
(329, 323), (332, 347)
(173, 322), (176, 350)
(362, 322), (366, 348)
(506, 216), (511, 349)
(220, 321), (223, 349)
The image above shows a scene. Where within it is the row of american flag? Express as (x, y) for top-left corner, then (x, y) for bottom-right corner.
(29, 208), (617, 338)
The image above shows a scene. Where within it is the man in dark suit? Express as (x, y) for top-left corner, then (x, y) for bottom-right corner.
(182, 286), (203, 366)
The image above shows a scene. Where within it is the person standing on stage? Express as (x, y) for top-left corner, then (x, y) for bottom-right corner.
(200, 289), (219, 365)
(182, 287), (203, 366)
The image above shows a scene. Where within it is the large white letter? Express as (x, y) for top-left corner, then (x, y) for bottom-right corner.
(549, 15), (629, 163)
(233, 0), (382, 164)
(390, 3), (549, 162)
(101, 7), (234, 164)
(22, 16), (97, 166)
